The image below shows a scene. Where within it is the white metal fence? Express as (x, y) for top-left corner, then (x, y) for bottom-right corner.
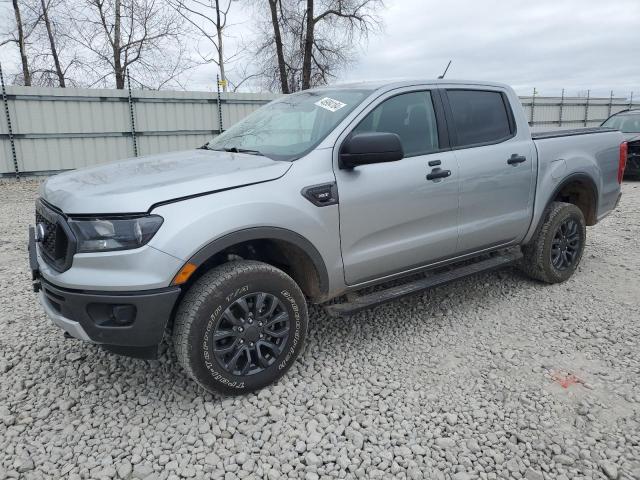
(521, 93), (637, 131)
(0, 86), (278, 175)
(1, 86), (638, 175)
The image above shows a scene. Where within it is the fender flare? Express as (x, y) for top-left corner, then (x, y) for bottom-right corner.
(525, 172), (599, 244)
(187, 227), (329, 294)
(546, 173), (598, 221)
(528, 172), (598, 237)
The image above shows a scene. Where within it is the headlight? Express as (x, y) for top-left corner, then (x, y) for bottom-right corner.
(68, 215), (164, 253)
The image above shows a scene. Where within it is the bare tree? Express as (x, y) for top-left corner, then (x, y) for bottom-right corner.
(253, 0), (383, 92)
(38, 0), (65, 86)
(19, 0), (71, 86)
(13, 0), (32, 84)
(267, 0), (288, 93)
(1, 0), (85, 87)
(251, 0), (307, 92)
(70, 0), (192, 89)
(223, 59), (264, 91)
(1, 0), (41, 85)
(167, 0), (237, 91)
(303, 0), (383, 89)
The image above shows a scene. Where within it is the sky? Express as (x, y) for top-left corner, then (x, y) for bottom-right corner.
(338, 0), (640, 98)
(1, 0), (639, 98)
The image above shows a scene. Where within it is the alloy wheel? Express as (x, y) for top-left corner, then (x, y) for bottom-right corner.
(211, 292), (290, 376)
(551, 218), (581, 271)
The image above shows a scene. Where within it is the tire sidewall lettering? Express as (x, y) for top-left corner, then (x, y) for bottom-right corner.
(201, 284), (250, 390)
(279, 289), (301, 371)
(199, 282), (303, 390)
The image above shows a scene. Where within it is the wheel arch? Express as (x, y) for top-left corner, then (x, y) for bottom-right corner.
(184, 227), (329, 301)
(547, 173), (599, 226)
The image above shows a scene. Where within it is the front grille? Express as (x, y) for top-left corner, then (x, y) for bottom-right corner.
(35, 200), (74, 272)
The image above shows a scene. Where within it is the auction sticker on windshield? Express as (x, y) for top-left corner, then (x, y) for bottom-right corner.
(315, 97), (346, 112)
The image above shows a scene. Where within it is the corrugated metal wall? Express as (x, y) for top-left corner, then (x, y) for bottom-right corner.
(0, 86), (278, 175)
(1, 87), (637, 175)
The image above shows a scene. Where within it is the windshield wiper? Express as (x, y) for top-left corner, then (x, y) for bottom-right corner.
(201, 145), (265, 156)
(221, 147), (264, 156)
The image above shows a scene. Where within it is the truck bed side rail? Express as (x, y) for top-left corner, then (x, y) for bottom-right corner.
(532, 127), (616, 140)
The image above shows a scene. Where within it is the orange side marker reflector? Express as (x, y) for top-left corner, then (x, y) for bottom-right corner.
(172, 262), (197, 285)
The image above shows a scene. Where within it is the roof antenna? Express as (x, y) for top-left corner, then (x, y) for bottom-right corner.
(438, 60), (452, 79)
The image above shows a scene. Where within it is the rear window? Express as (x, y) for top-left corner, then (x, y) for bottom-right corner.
(447, 90), (513, 147)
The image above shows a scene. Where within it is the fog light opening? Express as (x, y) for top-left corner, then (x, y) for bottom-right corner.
(110, 304), (136, 326)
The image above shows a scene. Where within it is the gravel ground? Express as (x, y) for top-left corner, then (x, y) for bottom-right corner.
(1, 179), (639, 480)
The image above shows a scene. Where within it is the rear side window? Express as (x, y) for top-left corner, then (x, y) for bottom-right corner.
(447, 90), (513, 147)
(352, 91), (440, 157)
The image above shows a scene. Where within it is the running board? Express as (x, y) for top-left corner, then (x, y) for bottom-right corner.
(324, 249), (523, 317)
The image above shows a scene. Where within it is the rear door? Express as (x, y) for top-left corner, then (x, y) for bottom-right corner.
(442, 88), (535, 254)
(334, 88), (460, 285)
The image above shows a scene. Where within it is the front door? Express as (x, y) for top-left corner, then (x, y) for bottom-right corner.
(335, 89), (460, 285)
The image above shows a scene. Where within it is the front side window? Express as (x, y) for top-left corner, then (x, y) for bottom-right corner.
(206, 89), (371, 161)
(352, 91), (440, 157)
(447, 90), (513, 147)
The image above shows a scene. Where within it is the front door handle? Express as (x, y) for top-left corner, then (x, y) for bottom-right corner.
(426, 169), (451, 181)
(507, 154), (527, 165)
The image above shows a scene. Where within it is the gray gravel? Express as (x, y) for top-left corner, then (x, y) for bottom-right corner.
(1, 178), (639, 480)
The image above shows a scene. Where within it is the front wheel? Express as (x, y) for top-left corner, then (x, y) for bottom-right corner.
(173, 260), (308, 395)
(521, 201), (587, 283)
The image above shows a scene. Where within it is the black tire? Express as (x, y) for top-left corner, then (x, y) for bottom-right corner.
(173, 260), (308, 395)
(521, 201), (586, 284)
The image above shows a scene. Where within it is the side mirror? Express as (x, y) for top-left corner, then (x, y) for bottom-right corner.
(339, 132), (404, 169)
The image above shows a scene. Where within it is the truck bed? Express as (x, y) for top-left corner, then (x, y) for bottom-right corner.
(531, 126), (622, 222)
(531, 127), (616, 140)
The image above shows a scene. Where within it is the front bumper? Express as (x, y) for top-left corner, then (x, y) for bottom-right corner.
(39, 289), (93, 342)
(29, 226), (182, 357)
(38, 279), (181, 348)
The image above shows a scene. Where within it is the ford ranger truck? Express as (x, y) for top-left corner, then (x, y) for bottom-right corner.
(28, 80), (626, 395)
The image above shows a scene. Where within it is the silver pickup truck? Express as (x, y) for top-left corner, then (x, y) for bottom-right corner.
(29, 80), (627, 395)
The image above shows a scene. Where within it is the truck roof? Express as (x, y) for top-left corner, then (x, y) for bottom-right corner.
(321, 79), (512, 92)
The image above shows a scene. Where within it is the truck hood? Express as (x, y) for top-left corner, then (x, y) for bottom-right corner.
(40, 149), (292, 214)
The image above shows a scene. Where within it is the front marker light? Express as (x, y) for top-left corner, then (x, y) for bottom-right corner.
(172, 262), (198, 285)
(68, 215), (164, 253)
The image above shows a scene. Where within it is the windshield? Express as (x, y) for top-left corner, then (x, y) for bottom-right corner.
(205, 89), (372, 161)
(602, 112), (640, 133)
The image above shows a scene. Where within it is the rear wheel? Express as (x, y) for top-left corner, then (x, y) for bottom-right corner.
(173, 260), (308, 395)
(521, 201), (586, 283)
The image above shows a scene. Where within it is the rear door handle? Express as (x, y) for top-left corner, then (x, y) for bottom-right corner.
(507, 154), (527, 165)
(426, 169), (451, 181)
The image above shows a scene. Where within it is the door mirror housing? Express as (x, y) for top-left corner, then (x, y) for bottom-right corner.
(339, 132), (404, 169)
